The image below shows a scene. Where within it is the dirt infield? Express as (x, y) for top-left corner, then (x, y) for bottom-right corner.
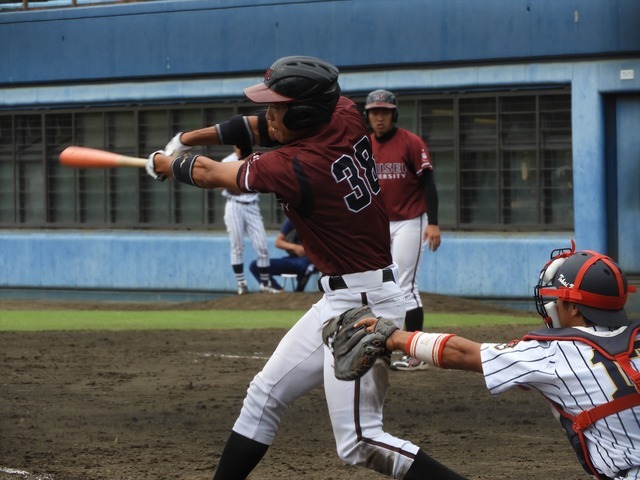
(1, 293), (587, 480)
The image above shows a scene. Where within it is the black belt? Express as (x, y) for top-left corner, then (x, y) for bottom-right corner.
(318, 268), (395, 292)
(230, 198), (257, 205)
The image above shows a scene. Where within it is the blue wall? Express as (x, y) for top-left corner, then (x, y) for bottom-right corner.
(1, 0), (639, 312)
(1, 0), (639, 85)
(0, 230), (566, 298)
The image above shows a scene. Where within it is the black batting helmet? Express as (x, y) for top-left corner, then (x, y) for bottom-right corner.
(536, 246), (636, 327)
(364, 89), (398, 122)
(244, 56), (341, 131)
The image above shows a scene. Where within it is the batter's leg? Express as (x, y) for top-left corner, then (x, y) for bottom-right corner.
(211, 431), (268, 480)
(403, 449), (468, 480)
(211, 307), (325, 479)
(230, 305), (325, 443)
(321, 286), (424, 479)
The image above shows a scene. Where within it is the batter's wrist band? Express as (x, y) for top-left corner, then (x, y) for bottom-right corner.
(406, 332), (456, 367)
(170, 153), (199, 187)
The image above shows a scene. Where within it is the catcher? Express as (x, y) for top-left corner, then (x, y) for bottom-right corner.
(324, 242), (640, 480)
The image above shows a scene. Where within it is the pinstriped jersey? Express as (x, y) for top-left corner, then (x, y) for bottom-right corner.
(236, 97), (392, 276)
(480, 326), (640, 479)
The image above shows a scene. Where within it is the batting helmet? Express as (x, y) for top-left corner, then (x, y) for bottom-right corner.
(535, 243), (636, 327)
(364, 89), (398, 122)
(243, 56), (341, 131)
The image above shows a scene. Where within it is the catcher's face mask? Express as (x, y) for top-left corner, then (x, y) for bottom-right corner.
(534, 239), (636, 328)
(534, 239), (576, 328)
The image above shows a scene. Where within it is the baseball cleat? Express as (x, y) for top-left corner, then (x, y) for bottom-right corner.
(237, 281), (249, 295)
(259, 282), (283, 294)
(390, 355), (429, 371)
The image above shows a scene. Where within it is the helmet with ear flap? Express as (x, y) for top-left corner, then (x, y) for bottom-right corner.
(283, 98), (338, 131)
(243, 56), (341, 131)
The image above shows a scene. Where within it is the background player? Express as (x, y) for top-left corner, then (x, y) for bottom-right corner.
(219, 146), (280, 294)
(249, 218), (316, 292)
(147, 56), (466, 480)
(365, 89), (441, 371)
(353, 243), (639, 480)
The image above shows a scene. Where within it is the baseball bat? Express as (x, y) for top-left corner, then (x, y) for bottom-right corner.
(59, 146), (148, 169)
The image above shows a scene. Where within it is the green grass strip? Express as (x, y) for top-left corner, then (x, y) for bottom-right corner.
(0, 310), (537, 331)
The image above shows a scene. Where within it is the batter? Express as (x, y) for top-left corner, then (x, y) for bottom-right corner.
(146, 56), (466, 480)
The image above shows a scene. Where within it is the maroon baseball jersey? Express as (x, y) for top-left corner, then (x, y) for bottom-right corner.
(371, 128), (433, 221)
(237, 97), (392, 276)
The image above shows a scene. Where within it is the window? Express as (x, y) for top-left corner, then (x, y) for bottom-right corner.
(419, 90), (572, 230)
(0, 89), (572, 231)
(0, 103), (283, 230)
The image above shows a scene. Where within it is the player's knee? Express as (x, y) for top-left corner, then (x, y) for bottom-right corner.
(335, 440), (399, 476)
(335, 442), (359, 466)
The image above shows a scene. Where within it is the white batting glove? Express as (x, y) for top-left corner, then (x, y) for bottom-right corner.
(145, 150), (167, 182)
(164, 132), (192, 156)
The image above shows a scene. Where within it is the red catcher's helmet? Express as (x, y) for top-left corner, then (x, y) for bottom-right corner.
(364, 89), (398, 122)
(243, 56), (341, 130)
(536, 243), (637, 327)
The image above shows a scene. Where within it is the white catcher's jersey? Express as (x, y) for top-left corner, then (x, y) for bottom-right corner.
(481, 326), (640, 479)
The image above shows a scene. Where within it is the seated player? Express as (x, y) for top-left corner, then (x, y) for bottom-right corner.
(249, 219), (316, 292)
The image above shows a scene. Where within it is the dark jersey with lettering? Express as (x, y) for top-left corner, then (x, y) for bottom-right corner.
(371, 128), (433, 221)
(237, 97), (392, 276)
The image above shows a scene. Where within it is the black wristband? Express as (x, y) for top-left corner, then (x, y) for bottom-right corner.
(171, 154), (199, 187)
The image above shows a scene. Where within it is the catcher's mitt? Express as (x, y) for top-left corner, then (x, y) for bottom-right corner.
(322, 306), (398, 381)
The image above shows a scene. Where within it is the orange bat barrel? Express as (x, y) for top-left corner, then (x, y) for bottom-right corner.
(59, 146), (148, 168)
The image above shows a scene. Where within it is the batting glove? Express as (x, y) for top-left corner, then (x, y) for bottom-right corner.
(164, 132), (192, 156)
(145, 150), (167, 182)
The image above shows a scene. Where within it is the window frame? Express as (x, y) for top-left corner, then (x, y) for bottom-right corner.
(0, 87), (572, 231)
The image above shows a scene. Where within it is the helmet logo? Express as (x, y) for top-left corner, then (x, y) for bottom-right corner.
(557, 273), (574, 289)
(264, 68), (273, 81)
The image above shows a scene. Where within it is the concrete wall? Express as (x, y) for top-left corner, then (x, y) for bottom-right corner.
(1, 0), (639, 313)
(2, 0), (638, 85)
(0, 230), (566, 298)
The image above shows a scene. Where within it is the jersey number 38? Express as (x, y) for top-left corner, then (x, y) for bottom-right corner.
(332, 136), (381, 212)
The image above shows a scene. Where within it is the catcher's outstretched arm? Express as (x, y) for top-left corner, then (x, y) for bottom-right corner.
(355, 318), (483, 373)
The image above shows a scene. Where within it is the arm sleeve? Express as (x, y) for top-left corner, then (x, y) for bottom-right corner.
(423, 169), (439, 226)
(215, 112), (280, 148)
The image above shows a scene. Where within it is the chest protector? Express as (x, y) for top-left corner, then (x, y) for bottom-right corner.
(523, 319), (640, 480)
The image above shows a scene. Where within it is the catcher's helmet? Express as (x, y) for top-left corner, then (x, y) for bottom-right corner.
(535, 241), (636, 327)
(243, 56), (341, 131)
(364, 89), (398, 122)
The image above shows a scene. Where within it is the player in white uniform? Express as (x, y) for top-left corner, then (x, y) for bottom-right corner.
(221, 146), (280, 294)
(354, 241), (639, 479)
(365, 89), (441, 371)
